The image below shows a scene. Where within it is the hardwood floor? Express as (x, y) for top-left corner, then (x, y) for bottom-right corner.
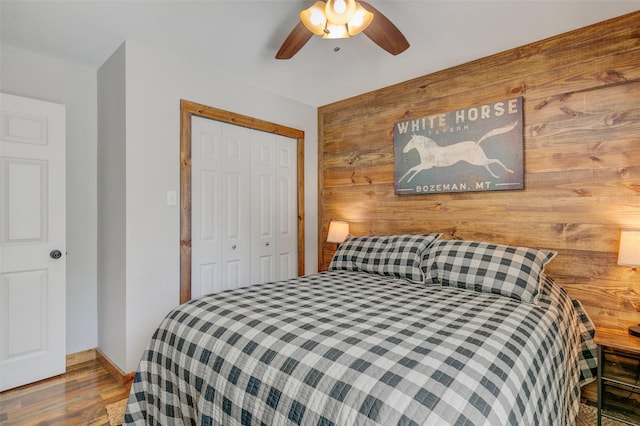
(0, 358), (131, 425)
(1, 357), (633, 425)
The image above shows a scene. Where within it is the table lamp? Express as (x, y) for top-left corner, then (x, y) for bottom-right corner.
(618, 229), (640, 337)
(327, 220), (349, 247)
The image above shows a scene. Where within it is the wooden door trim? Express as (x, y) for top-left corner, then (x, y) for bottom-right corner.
(180, 99), (305, 304)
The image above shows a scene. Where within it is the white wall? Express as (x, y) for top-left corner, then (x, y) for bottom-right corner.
(0, 45), (98, 354)
(1, 41), (318, 372)
(98, 41), (318, 372)
(97, 44), (127, 369)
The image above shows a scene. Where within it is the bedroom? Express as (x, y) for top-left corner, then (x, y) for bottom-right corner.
(1, 1), (639, 424)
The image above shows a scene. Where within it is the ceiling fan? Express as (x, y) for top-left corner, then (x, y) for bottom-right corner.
(276, 0), (409, 59)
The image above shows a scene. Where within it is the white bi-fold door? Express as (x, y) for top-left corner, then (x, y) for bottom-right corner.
(250, 128), (298, 284)
(191, 116), (298, 298)
(0, 93), (66, 391)
(192, 117), (252, 294)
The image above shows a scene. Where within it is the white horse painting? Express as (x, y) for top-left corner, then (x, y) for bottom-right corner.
(399, 121), (519, 183)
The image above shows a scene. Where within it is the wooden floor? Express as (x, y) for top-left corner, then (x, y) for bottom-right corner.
(0, 358), (131, 425)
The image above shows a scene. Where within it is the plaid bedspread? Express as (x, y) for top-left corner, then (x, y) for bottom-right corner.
(125, 270), (596, 425)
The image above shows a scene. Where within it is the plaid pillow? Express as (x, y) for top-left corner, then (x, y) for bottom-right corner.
(329, 234), (441, 283)
(423, 240), (556, 303)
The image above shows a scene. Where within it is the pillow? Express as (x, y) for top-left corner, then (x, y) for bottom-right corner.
(422, 240), (556, 303)
(329, 234), (441, 283)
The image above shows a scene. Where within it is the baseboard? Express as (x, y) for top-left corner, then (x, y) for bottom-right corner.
(66, 348), (135, 387)
(66, 348), (97, 367)
(96, 349), (135, 388)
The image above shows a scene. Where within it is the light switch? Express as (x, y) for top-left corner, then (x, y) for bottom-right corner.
(167, 190), (177, 206)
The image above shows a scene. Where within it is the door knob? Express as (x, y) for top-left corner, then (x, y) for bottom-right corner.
(265, 242), (270, 246)
(231, 244), (237, 250)
(50, 249), (62, 259)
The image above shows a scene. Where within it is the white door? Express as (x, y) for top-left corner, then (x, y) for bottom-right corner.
(251, 132), (277, 283)
(191, 116), (221, 298)
(219, 122), (252, 289)
(191, 116), (298, 297)
(275, 135), (298, 280)
(0, 93), (66, 391)
(191, 116), (251, 297)
(251, 132), (297, 283)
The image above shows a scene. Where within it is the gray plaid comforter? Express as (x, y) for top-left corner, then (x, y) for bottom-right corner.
(124, 271), (596, 425)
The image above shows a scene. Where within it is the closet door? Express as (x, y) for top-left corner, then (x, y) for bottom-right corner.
(250, 133), (298, 284)
(220, 123), (252, 288)
(250, 132), (277, 283)
(191, 117), (251, 297)
(191, 116), (298, 297)
(274, 135), (298, 280)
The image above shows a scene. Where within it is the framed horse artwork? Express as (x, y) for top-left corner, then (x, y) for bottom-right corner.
(394, 97), (524, 195)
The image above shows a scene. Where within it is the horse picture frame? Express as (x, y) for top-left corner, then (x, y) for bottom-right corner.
(393, 97), (524, 195)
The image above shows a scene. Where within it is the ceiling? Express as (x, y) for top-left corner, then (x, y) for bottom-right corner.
(1, 1), (638, 107)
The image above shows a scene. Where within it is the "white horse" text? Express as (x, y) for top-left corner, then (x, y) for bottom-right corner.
(395, 98), (519, 134)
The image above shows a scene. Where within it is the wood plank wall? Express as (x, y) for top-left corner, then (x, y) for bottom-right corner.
(318, 11), (640, 332)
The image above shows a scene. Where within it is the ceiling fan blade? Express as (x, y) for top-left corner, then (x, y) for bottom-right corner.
(359, 1), (409, 55)
(276, 21), (313, 60)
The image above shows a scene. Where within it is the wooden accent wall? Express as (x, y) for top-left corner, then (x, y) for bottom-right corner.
(318, 11), (640, 332)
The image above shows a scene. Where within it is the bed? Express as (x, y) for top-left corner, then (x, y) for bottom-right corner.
(124, 235), (597, 425)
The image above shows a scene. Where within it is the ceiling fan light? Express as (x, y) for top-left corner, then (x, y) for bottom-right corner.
(325, 0), (356, 25)
(322, 23), (350, 39)
(300, 1), (327, 35)
(347, 3), (374, 36)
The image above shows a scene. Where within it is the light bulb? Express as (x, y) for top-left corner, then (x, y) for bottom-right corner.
(300, 1), (327, 35)
(347, 3), (373, 36)
(323, 23), (350, 39)
(310, 9), (325, 26)
(333, 0), (347, 14)
(350, 10), (364, 27)
(325, 0), (356, 25)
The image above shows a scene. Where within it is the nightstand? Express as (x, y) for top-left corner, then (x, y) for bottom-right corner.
(595, 328), (640, 426)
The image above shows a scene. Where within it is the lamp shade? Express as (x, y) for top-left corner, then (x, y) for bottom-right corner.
(325, 0), (357, 25)
(323, 23), (349, 39)
(300, 1), (327, 35)
(617, 229), (640, 267)
(347, 3), (374, 35)
(327, 220), (349, 243)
